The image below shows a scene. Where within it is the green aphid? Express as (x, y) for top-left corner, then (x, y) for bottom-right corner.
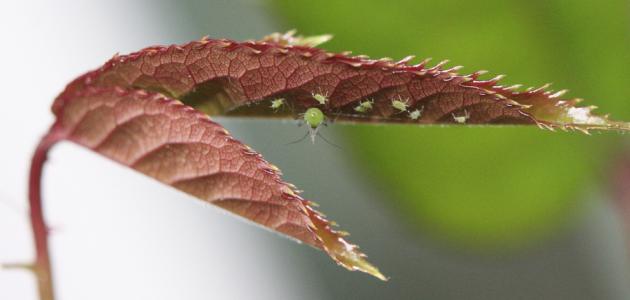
(409, 108), (422, 120)
(354, 99), (374, 113)
(312, 92), (328, 105)
(304, 107), (326, 143)
(304, 107), (325, 129)
(391, 97), (409, 113)
(269, 98), (285, 111)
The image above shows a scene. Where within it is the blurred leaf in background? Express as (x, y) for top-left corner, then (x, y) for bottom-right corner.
(273, 0), (630, 249)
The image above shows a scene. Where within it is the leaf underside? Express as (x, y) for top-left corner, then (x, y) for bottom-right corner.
(49, 32), (630, 280)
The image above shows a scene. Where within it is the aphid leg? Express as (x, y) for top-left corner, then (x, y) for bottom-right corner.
(296, 117), (305, 127)
(285, 124), (341, 149)
(286, 131), (310, 145)
(316, 131), (342, 149)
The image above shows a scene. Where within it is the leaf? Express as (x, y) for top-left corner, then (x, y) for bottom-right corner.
(50, 87), (384, 280)
(43, 32), (629, 282)
(56, 33), (627, 132)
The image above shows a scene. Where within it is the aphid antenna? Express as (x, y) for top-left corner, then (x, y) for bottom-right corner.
(314, 87), (328, 97)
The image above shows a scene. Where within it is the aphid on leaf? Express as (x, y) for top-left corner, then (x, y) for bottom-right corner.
(409, 107), (423, 120)
(304, 107), (325, 129)
(354, 99), (374, 113)
(312, 91), (329, 105)
(391, 97), (409, 113)
(269, 98), (285, 111)
(288, 107), (340, 146)
(301, 107), (336, 145)
(452, 109), (470, 124)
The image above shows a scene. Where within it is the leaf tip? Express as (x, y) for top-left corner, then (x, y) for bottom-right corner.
(305, 206), (387, 281)
(342, 251), (389, 281)
(325, 234), (388, 281)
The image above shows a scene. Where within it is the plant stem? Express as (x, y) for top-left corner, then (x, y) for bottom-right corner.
(29, 125), (64, 300)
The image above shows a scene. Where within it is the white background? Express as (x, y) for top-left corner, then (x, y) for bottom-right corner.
(0, 1), (324, 299)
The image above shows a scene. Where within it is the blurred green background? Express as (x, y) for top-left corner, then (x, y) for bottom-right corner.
(182, 0), (630, 298)
(5, 1), (628, 299)
(262, 1), (629, 298)
(172, 0), (630, 298)
(272, 0), (630, 249)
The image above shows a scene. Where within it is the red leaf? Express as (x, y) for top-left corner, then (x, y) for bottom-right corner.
(54, 32), (628, 132)
(50, 86), (384, 279)
(35, 32), (629, 290)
